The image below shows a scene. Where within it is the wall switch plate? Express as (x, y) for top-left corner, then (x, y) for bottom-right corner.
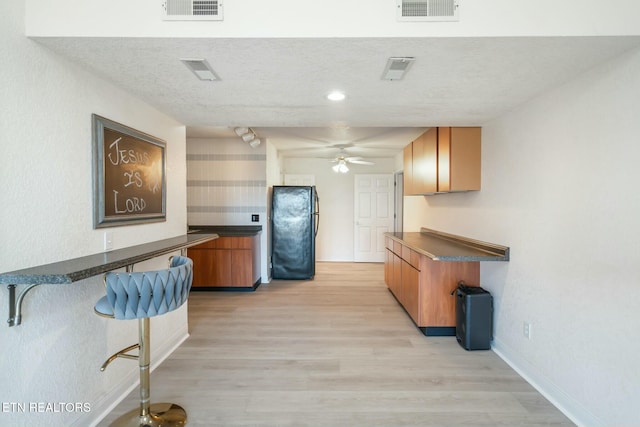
(104, 232), (114, 251)
(251, 214), (259, 222)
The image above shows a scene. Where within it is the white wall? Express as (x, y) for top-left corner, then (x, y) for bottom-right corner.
(283, 158), (396, 261)
(0, 2), (188, 426)
(24, 0), (640, 38)
(403, 46), (640, 426)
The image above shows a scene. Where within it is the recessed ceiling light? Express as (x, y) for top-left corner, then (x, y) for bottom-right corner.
(327, 91), (346, 101)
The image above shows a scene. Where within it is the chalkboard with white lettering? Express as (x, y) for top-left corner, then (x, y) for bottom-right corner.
(92, 114), (166, 228)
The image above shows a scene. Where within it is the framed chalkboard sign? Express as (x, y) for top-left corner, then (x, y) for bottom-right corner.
(92, 114), (166, 228)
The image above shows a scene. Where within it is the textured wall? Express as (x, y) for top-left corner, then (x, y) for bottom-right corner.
(0, 2), (189, 426)
(403, 46), (640, 426)
(186, 138), (268, 280)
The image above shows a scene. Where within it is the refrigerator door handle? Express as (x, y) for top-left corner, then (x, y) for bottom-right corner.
(314, 190), (320, 237)
(313, 212), (319, 237)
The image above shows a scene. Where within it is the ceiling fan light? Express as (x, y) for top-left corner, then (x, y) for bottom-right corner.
(332, 160), (349, 173)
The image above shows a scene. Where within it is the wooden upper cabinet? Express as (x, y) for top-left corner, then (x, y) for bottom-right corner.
(412, 127), (438, 194)
(403, 127), (481, 195)
(438, 127), (481, 192)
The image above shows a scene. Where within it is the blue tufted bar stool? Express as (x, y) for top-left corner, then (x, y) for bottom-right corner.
(95, 255), (193, 427)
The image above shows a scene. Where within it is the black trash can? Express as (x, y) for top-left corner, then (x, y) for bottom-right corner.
(456, 283), (493, 350)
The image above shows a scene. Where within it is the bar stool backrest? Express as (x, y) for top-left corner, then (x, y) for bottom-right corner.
(104, 256), (193, 320)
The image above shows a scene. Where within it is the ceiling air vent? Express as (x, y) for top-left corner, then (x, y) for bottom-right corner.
(382, 57), (415, 81)
(162, 0), (223, 21)
(396, 0), (459, 22)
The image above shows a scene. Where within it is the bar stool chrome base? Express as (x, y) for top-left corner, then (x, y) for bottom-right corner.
(109, 402), (187, 427)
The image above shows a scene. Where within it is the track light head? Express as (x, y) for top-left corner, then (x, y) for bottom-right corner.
(234, 127), (249, 137)
(234, 127), (260, 148)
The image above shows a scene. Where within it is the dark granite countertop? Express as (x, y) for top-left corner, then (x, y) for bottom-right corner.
(188, 225), (262, 236)
(385, 228), (509, 262)
(0, 233), (219, 285)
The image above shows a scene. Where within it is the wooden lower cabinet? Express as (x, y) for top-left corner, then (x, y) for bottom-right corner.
(401, 260), (420, 323)
(384, 237), (479, 335)
(188, 235), (261, 290)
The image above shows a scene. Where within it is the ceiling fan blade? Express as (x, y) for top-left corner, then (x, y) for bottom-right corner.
(348, 159), (375, 165)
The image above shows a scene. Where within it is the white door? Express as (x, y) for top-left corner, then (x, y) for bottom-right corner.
(354, 174), (394, 262)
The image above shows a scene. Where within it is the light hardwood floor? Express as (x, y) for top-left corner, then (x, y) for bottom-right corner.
(98, 262), (574, 427)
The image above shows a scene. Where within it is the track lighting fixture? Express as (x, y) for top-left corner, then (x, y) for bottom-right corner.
(234, 127), (260, 148)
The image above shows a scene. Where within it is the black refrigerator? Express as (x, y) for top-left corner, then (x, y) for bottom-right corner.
(271, 186), (319, 279)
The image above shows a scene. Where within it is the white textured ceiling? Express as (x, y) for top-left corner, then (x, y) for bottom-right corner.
(35, 36), (640, 158)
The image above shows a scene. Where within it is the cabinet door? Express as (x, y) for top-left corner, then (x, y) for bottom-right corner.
(419, 255), (479, 327)
(384, 249), (392, 287)
(231, 250), (253, 286)
(438, 127), (481, 192)
(401, 260), (420, 324)
(211, 249), (232, 286)
(392, 252), (402, 300)
(188, 249), (213, 287)
(188, 248), (232, 287)
(413, 128), (438, 194)
(251, 235), (261, 284)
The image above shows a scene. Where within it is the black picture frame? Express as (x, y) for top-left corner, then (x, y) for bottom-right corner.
(92, 114), (167, 228)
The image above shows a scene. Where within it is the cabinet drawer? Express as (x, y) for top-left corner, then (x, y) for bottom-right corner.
(409, 249), (421, 270)
(231, 236), (256, 249)
(398, 245), (421, 270)
(190, 236), (233, 249)
(393, 240), (402, 256)
(385, 237), (393, 251)
(401, 245), (410, 262)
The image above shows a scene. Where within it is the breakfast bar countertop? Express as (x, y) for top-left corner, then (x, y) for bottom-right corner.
(385, 228), (509, 262)
(0, 233), (219, 327)
(0, 233), (219, 285)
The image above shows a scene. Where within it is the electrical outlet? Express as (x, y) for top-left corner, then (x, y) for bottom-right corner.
(251, 214), (259, 222)
(104, 232), (114, 251)
(523, 322), (531, 339)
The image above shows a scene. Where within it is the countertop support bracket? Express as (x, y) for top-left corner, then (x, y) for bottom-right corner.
(7, 284), (40, 327)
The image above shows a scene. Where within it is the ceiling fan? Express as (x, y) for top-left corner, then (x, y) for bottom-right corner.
(330, 148), (375, 173)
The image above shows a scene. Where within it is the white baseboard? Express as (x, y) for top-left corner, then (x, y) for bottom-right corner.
(491, 337), (601, 427)
(71, 328), (189, 427)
